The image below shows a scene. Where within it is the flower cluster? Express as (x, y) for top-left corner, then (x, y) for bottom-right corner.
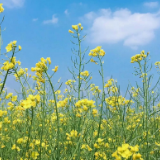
(1, 57), (20, 71)
(0, 3), (4, 13)
(66, 130), (79, 141)
(94, 151), (107, 160)
(75, 98), (95, 108)
(130, 50), (149, 63)
(81, 144), (92, 151)
(90, 84), (101, 95)
(80, 70), (89, 77)
(104, 78), (115, 88)
(31, 57), (51, 83)
(14, 68), (28, 80)
(112, 143), (142, 160)
(69, 23), (83, 33)
(108, 86), (118, 94)
(20, 94), (40, 109)
(155, 61), (160, 71)
(57, 98), (69, 108)
(88, 46), (105, 57)
(155, 62), (160, 66)
(65, 79), (76, 85)
(5, 93), (13, 99)
(52, 66), (58, 72)
(0, 110), (7, 118)
(105, 96), (134, 107)
(11, 144), (20, 152)
(90, 58), (98, 64)
(6, 41), (22, 52)
(130, 87), (140, 97)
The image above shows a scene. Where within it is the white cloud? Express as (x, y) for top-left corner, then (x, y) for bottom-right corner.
(43, 15), (58, 25)
(64, 9), (69, 15)
(143, 2), (159, 8)
(33, 18), (38, 22)
(80, 8), (160, 49)
(1, 0), (25, 8)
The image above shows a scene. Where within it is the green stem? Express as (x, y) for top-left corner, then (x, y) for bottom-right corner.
(78, 32), (82, 100)
(97, 56), (105, 138)
(0, 49), (15, 96)
(45, 71), (60, 159)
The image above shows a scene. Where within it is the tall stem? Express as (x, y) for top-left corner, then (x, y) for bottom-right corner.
(0, 49), (15, 96)
(78, 32), (82, 100)
(97, 56), (105, 138)
(45, 71), (60, 159)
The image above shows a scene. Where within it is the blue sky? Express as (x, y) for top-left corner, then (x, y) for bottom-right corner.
(1, 0), (160, 101)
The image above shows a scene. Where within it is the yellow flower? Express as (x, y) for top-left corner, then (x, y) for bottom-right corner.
(141, 50), (145, 54)
(12, 41), (17, 46)
(0, 4), (4, 13)
(78, 23), (81, 27)
(18, 45), (22, 51)
(99, 49), (105, 56)
(17, 61), (21, 65)
(6, 41), (19, 52)
(6, 42), (12, 52)
(92, 109), (98, 115)
(80, 70), (89, 77)
(46, 57), (51, 64)
(155, 142), (160, 146)
(90, 58), (98, 64)
(132, 153), (142, 160)
(17, 138), (23, 144)
(69, 30), (74, 33)
(11, 144), (17, 150)
(97, 138), (104, 144)
(130, 145), (139, 152)
(11, 95), (17, 102)
(72, 25), (78, 31)
(52, 66), (58, 72)
(81, 144), (86, 149)
(31, 151), (39, 159)
(95, 46), (102, 52)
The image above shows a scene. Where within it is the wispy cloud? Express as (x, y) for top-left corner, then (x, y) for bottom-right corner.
(64, 9), (69, 15)
(143, 1), (159, 8)
(80, 8), (160, 49)
(43, 15), (58, 25)
(32, 18), (38, 22)
(1, 0), (25, 8)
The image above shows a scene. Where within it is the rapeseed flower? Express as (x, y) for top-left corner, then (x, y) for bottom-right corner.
(89, 46), (105, 57)
(52, 66), (58, 72)
(46, 57), (51, 64)
(0, 4), (4, 13)
(133, 153), (142, 160)
(18, 45), (22, 50)
(131, 50), (147, 63)
(31, 151), (39, 159)
(72, 25), (78, 31)
(6, 42), (13, 52)
(69, 30), (74, 33)
(80, 70), (89, 77)
(5, 41), (20, 52)
(70, 23), (83, 32)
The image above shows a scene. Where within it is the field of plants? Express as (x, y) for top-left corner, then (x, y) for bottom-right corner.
(1, 3), (160, 160)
